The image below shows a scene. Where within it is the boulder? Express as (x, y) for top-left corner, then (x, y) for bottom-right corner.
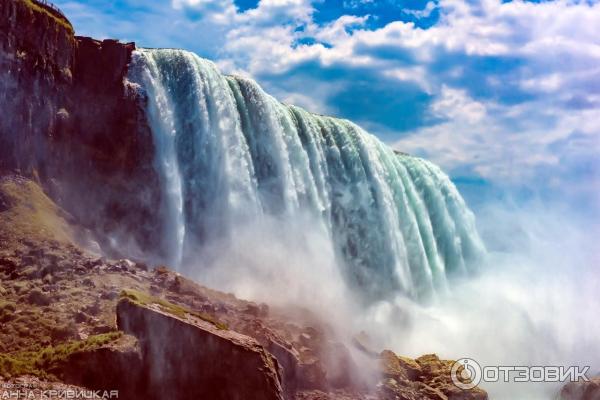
(49, 334), (145, 399)
(116, 293), (284, 400)
(560, 378), (600, 400)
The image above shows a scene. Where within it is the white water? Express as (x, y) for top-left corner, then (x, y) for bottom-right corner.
(127, 48), (485, 301)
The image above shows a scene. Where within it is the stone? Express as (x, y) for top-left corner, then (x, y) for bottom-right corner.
(377, 351), (488, 400)
(560, 378), (600, 400)
(49, 334), (145, 400)
(117, 295), (284, 400)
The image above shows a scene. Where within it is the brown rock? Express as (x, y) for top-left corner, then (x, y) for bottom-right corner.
(117, 295), (284, 400)
(380, 349), (421, 381)
(49, 334), (144, 399)
(377, 351), (488, 400)
(560, 378), (600, 400)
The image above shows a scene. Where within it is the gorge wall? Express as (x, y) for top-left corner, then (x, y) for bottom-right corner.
(0, 0), (164, 259)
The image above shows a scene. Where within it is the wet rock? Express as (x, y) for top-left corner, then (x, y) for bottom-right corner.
(149, 284), (161, 295)
(167, 275), (205, 297)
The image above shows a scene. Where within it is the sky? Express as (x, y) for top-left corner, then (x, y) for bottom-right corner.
(54, 0), (600, 217)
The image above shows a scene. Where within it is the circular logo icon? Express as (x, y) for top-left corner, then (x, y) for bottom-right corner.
(451, 358), (482, 389)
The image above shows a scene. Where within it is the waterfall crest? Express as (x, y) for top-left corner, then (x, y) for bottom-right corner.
(128, 48), (485, 300)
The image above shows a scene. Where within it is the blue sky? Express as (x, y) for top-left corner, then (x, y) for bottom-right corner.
(54, 0), (600, 216)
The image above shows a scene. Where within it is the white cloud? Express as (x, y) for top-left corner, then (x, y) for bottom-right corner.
(57, 0), (600, 209)
(403, 1), (437, 18)
(430, 86), (486, 123)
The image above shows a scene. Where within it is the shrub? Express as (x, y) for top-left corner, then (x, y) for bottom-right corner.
(0, 332), (123, 378)
(50, 322), (77, 342)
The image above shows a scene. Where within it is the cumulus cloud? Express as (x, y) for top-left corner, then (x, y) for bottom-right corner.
(55, 0), (600, 214)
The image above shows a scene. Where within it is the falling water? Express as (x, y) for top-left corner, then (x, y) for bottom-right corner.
(127, 48), (485, 300)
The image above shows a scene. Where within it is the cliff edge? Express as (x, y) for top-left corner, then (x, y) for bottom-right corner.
(0, 0), (164, 261)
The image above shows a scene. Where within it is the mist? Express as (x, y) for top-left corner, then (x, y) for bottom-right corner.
(183, 212), (353, 316)
(363, 199), (600, 398)
(179, 195), (599, 399)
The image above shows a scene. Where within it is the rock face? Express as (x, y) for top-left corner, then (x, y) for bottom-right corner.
(48, 334), (146, 400)
(116, 295), (285, 400)
(560, 378), (600, 400)
(0, 0), (75, 172)
(0, 0), (164, 260)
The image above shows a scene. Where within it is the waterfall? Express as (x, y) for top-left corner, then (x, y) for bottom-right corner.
(128, 48), (485, 300)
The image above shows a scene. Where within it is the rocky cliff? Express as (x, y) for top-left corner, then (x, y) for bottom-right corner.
(0, 0), (164, 260)
(117, 295), (285, 400)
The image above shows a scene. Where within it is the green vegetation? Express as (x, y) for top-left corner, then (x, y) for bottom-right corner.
(21, 0), (74, 34)
(0, 332), (122, 378)
(121, 289), (228, 330)
(0, 179), (74, 247)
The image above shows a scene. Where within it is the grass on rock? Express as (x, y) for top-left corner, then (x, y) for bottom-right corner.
(0, 332), (122, 379)
(21, 0), (74, 33)
(121, 289), (228, 330)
